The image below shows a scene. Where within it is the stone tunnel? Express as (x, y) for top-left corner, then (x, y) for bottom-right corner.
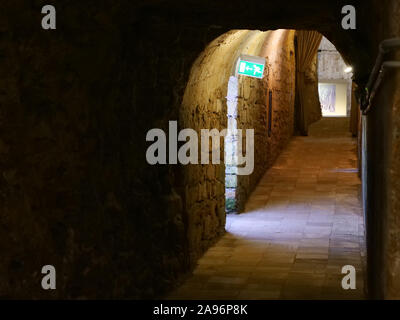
(1, 0), (400, 301)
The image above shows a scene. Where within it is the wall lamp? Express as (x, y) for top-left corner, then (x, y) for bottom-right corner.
(344, 66), (353, 73)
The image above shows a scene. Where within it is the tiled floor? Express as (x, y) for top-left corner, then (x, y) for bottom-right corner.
(168, 117), (365, 300)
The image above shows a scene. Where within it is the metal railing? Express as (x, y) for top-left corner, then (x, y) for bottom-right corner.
(361, 38), (400, 115)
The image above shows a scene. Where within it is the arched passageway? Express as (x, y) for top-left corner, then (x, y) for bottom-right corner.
(169, 28), (365, 299)
(2, 0), (400, 300)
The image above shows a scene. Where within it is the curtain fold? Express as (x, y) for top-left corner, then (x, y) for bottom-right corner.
(295, 30), (322, 135)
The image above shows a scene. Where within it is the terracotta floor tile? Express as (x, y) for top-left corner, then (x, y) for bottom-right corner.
(167, 118), (365, 300)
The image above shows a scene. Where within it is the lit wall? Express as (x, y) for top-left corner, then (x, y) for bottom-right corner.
(318, 81), (347, 116)
(318, 37), (352, 116)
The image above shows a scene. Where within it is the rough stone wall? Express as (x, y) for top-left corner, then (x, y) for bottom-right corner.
(236, 30), (296, 211)
(0, 1), (227, 299)
(379, 0), (400, 300)
(359, 0), (400, 299)
(318, 37), (353, 81)
(180, 30), (250, 263)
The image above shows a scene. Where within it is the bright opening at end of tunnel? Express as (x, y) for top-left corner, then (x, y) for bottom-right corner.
(318, 37), (353, 118)
(171, 27), (365, 300)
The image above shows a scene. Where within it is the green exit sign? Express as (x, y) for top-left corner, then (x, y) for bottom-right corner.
(236, 55), (266, 79)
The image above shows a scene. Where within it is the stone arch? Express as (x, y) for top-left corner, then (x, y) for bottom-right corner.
(178, 29), (297, 265)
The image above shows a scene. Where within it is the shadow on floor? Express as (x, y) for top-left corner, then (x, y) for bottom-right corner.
(167, 118), (365, 300)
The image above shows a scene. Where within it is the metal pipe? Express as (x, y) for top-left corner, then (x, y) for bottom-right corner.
(363, 61), (400, 114)
(361, 38), (400, 114)
(365, 39), (400, 93)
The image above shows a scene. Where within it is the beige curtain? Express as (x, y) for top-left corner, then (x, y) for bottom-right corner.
(295, 30), (322, 135)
